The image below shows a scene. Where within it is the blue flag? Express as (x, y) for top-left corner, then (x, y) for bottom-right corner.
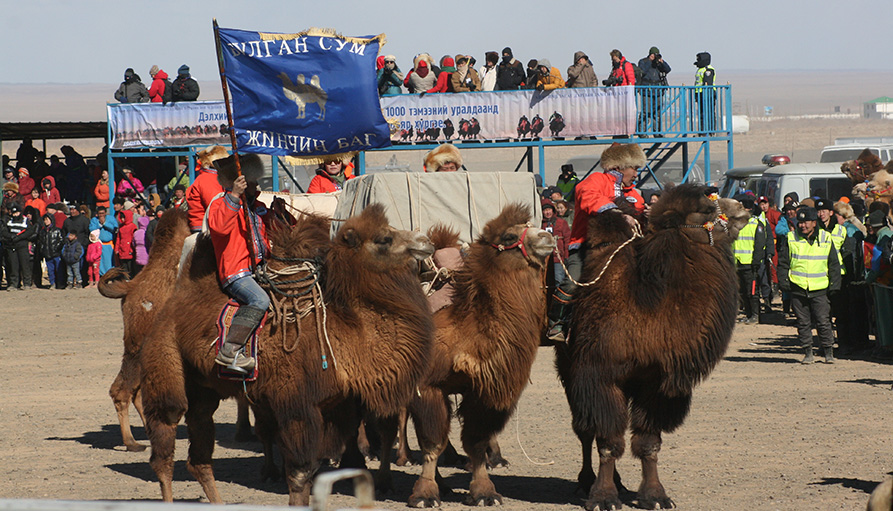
(217, 27), (391, 160)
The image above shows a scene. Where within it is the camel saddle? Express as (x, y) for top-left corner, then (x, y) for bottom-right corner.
(216, 300), (267, 381)
(422, 246), (463, 313)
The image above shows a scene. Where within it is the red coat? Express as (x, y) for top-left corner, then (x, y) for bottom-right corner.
(18, 174), (35, 196)
(569, 171), (645, 247)
(186, 168), (224, 231)
(307, 171), (353, 193)
(427, 72), (454, 93)
(40, 176), (61, 204)
(543, 216), (571, 260)
(609, 58), (636, 86)
(207, 193), (270, 286)
(148, 70), (169, 103)
(115, 210), (136, 260)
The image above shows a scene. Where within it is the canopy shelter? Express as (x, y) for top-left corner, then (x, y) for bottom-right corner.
(0, 121), (108, 163)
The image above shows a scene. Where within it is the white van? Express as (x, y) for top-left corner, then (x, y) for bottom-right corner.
(819, 144), (893, 163)
(760, 163), (853, 205)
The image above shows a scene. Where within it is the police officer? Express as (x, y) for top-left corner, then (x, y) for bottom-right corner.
(778, 206), (841, 364)
(732, 195), (767, 324)
(693, 52), (716, 133)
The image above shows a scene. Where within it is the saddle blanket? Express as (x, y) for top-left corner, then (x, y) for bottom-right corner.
(216, 300), (266, 381)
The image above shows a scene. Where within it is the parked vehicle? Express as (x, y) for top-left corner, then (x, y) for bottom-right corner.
(760, 162), (853, 205)
(719, 154), (790, 198)
(820, 143), (893, 163)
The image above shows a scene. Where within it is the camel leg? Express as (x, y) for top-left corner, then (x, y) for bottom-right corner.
(576, 430), (595, 493)
(110, 367), (146, 452)
(234, 396), (254, 442)
(486, 436), (508, 468)
(395, 408), (413, 466)
(581, 382), (629, 511)
(372, 413), (399, 495)
(252, 405), (281, 481)
(278, 410), (324, 506)
(408, 388), (451, 508)
(458, 401), (510, 506)
(630, 431), (673, 510)
(184, 385), (222, 504)
(356, 420), (372, 459)
(132, 387), (147, 427)
(585, 434), (625, 511)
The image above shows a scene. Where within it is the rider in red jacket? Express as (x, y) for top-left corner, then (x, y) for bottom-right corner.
(547, 143), (646, 341)
(186, 146), (228, 232)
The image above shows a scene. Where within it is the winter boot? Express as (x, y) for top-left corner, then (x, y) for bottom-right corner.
(216, 306), (265, 374)
(547, 290), (572, 343)
(801, 347), (815, 365)
(823, 347), (835, 364)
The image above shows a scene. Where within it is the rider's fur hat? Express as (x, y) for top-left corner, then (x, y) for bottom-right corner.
(424, 144), (463, 172)
(601, 143), (646, 171)
(214, 153), (264, 189)
(197, 145), (229, 169)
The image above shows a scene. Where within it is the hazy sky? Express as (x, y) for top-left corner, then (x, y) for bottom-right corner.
(1, 0), (887, 85)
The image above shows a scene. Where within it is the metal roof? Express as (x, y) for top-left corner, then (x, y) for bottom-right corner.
(0, 122), (107, 142)
(865, 96), (893, 104)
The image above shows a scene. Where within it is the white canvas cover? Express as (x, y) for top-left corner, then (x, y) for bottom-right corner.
(332, 172), (542, 243)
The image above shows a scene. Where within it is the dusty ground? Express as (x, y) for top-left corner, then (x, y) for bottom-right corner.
(2, 288), (893, 510)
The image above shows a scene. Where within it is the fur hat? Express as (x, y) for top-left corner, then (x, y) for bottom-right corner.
(3, 181), (19, 194)
(424, 144), (463, 172)
(601, 143), (646, 171)
(413, 53), (435, 70)
(197, 145), (229, 168)
(833, 201), (854, 219)
(215, 153), (265, 189)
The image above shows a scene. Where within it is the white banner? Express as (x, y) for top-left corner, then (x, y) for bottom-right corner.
(380, 86), (636, 142)
(108, 101), (230, 149)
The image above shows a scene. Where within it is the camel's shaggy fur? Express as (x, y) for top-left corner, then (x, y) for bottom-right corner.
(139, 205), (435, 506)
(555, 184), (748, 511)
(403, 204), (556, 507)
(98, 208), (191, 452)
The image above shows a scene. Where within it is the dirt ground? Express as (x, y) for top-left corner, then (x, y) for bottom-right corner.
(2, 287), (893, 510)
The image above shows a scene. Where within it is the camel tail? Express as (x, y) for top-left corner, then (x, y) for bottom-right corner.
(98, 268), (132, 299)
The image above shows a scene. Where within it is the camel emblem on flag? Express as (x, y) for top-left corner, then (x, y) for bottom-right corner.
(277, 72), (328, 121)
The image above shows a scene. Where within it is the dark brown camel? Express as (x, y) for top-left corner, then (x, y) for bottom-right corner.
(139, 205), (435, 505)
(403, 204), (556, 507)
(98, 208), (192, 451)
(555, 184), (748, 511)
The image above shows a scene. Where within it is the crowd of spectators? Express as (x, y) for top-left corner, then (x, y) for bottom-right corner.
(114, 64), (200, 104)
(1, 140), (186, 290)
(377, 46), (673, 95)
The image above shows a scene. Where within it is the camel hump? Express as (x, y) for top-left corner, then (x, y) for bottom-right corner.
(98, 267), (132, 299)
(427, 223), (460, 250)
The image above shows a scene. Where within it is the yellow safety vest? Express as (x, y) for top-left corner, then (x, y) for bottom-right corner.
(787, 229), (833, 291)
(695, 65), (716, 92)
(826, 223), (846, 276)
(733, 216), (761, 265)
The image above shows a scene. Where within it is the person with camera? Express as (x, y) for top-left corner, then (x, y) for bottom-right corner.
(376, 55), (404, 95)
(637, 47), (671, 134)
(450, 56), (481, 92)
(604, 49), (635, 87)
(533, 58), (565, 91)
(566, 51), (598, 88)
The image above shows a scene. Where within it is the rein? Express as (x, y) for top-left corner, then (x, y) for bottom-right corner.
(556, 217), (643, 288)
(680, 193), (729, 246)
(491, 227), (530, 259)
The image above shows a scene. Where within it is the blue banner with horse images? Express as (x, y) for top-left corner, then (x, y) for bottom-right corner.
(217, 27), (392, 161)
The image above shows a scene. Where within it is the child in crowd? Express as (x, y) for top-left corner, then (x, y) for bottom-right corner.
(133, 216), (150, 276)
(61, 232), (84, 289)
(37, 213), (64, 289)
(86, 230), (102, 287)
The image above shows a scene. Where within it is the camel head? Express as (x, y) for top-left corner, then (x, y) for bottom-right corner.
(867, 168), (893, 204)
(479, 203), (555, 269)
(649, 184), (748, 245)
(841, 148), (884, 183)
(336, 204), (434, 271)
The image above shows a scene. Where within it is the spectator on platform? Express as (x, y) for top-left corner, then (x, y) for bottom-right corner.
(167, 162), (191, 192)
(556, 164), (579, 201)
(424, 144), (463, 172)
(171, 185), (187, 208)
(566, 51), (598, 88)
(534, 59), (565, 91)
(377, 55), (404, 95)
(404, 54), (437, 93)
(48, 155), (66, 184)
(118, 168), (144, 199)
(61, 145), (87, 203)
(425, 56), (456, 94)
(39, 176), (61, 206)
(524, 59), (540, 90)
(32, 152), (50, 185)
(16, 138), (38, 172)
(637, 47), (671, 133)
(25, 188), (46, 217)
(17, 168), (35, 196)
(86, 230), (102, 288)
(694, 51), (717, 132)
(89, 206), (118, 276)
(477, 52), (498, 92)
(114, 68), (150, 103)
(171, 65), (200, 102)
(38, 213), (64, 289)
(94, 169), (110, 208)
(606, 49), (635, 86)
(496, 47), (526, 91)
(451, 56), (482, 92)
(147, 65), (170, 103)
(2, 156), (14, 177)
(308, 157), (354, 193)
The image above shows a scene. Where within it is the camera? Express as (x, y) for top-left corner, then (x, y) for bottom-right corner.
(602, 76), (622, 86)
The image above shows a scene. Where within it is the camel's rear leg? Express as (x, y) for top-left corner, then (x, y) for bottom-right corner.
(395, 408), (413, 466)
(184, 385), (223, 503)
(486, 436), (508, 468)
(110, 360), (146, 452)
(578, 383), (628, 511)
(457, 401), (511, 506)
(278, 410), (325, 506)
(408, 387), (451, 508)
(371, 414), (399, 494)
(234, 396), (255, 442)
(252, 405), (281, 481)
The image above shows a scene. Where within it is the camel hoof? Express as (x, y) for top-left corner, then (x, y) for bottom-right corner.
(585, 492), (622, 511)
(409, 479), (441, 508)
(125, 443), (148, 452)
(637, 495), (675, 510)
(487, 455), (509, 469)
(463, 493), (503, 506)
(395, 455), (415, 466)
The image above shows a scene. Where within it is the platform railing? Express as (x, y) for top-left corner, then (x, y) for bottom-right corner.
(634, 85), (731, 137)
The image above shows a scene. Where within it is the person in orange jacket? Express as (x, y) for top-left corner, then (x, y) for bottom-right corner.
(533, 58), (565, 91)
(308, 157), (354, 193)
(207, 153), (270, 374)
(186, 145), (228, 232)
(546, 142), (646, 341)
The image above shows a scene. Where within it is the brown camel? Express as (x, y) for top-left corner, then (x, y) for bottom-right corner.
(555, 184), (748, 511)
(139, 205), (435, 505)
(98, 208), (192, 451)
(403, 204), (556, 507)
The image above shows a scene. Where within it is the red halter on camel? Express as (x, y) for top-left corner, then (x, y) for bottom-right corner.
(491, 226), (530, 259)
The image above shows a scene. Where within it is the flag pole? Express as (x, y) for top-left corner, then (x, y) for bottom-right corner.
(213, 18), (257, 273)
